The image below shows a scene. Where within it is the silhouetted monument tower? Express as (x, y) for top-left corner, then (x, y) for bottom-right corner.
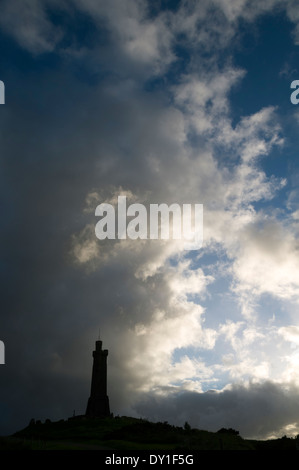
(86, 332), (110, 418)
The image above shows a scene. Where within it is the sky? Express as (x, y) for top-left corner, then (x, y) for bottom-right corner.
(1, 0), (299, 440)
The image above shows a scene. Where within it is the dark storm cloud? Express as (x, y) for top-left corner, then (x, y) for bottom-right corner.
(0, 54), (196, 434)
(134, 381), (299, 439)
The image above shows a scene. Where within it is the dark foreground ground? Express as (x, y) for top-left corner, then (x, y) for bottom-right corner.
(1, 415), (298, 450)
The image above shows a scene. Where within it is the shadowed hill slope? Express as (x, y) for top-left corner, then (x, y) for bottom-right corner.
(5, 416), (298, 450)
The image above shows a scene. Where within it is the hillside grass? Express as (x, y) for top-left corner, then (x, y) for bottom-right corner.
(3, 415), (297, 450)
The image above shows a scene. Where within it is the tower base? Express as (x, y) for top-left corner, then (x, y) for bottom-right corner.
(85, 395), (110, 418)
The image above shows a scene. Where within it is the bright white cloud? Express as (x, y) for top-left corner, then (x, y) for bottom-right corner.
(231, 217), (299, 303)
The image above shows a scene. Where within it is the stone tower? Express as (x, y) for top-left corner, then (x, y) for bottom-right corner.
(86, 334), (110, 418)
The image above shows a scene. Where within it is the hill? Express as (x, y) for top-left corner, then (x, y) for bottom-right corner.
(1, 415), (298, 450)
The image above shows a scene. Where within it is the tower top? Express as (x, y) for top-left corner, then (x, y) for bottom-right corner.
(95, 339), (103, 352)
